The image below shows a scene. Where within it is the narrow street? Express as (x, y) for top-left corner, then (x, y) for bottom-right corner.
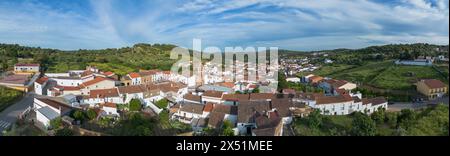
(0, 92), (35, 134)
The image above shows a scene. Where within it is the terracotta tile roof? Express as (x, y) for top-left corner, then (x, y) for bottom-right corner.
(420, 79), (447, 89)
(255, 113), (282, 129)
(362, 97), (387, 106)
(89, 88), (119, 98)
(180, 103), (204, 115)
(80, 77), (113, 88)
(35, 76), (49, 85)
(271, 98), (293, 117)
(208, 112), (225, 129)
(139, 70), (157, 76)
(237, 101), (271, 123)
(159, 83), (181, 93)
(36, 98), (72, 114)
(249, 93), (275, 101)
(222, 94), (249, 101)
(81, 70), (94, 77)
(184, 93), (201, 102)
(212, 104), (238, 115)
(103, 102), (117, 108)
(219, 82), (235, 88)
(103, 71), (114, 76)
(55, 85), (81, 91)
(203, 103), (214, 112)
(15, 63), (39, 67)
(117, 85), (145, 94)
(335, 89), (348, 95)
(128, 72), (141, 79)
(203, 90), (224, 98)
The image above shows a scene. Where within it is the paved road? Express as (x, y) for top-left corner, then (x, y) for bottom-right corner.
(0, 92), (35, 133)
(388, 96), (449, 112)
(388, 103), (427, 112)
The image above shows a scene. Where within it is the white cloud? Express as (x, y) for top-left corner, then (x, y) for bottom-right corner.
(0, 0), (448, 50)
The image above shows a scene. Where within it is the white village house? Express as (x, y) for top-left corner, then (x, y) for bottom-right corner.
(33, 98), (73, 129)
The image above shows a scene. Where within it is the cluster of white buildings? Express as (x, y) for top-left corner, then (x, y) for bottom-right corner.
(30, 62), (388, 135)
(281, 58), (320, 76)
(171, 91), (297, 136)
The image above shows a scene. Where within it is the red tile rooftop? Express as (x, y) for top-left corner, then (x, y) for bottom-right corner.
(35, 77), (49, 85)
(128, 72), (141, 78)
(203, 103), (214, 112)
(103, 71), (114, 76)
(420, 79), (447, 89)
(55, 85), (81, 91)
(89, 88), (119, 98)
(103, 102), (117, 108)
(80, 77), (113, 88)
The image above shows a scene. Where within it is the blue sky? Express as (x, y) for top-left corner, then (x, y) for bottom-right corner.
(0, 0), (448, 51)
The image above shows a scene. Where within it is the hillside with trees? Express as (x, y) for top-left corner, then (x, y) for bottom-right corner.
(294, 104), (449, 136)
(0, 43), (178, 76)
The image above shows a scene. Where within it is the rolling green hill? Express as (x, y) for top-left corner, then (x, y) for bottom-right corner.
(0, 43), (178, 76)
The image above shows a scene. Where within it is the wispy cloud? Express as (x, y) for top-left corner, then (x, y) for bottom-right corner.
(0, 0), (448, 50)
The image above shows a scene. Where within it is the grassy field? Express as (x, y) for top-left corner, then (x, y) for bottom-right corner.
(329, 60), (393, 83)
(0, 86), (23, 112)
(47, 62), (86, 73)
(297, 64), (356, 77)
(307, 60), (447, 91)
(370, 65), (447, 90)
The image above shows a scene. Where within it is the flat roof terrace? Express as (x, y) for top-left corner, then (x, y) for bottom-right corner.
(0, 74), (30, 85)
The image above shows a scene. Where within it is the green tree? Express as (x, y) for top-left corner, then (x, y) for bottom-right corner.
(72, 110), (86, 122)
(307, 109), (323, 129)
(201, 127), (216, 136)
(98, 117), (111, 128)
(351, 112), (376, 136)
(86, 109), (97, 121)
(397, 109), (416, 130)
(1, 60), (7, 71)
(123, 113), (153, 136)
(252, 88), (260, 93)
(371, 107), (386, 124)
(222, 120), (235, 136)
(50, 117), (62, 129)
(129, 99), (142, 111)
(278, 72), (288, 90)
(385, 112), (398, 128)
(155, 99), (168, 109)
(55, 127), (75, 136)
